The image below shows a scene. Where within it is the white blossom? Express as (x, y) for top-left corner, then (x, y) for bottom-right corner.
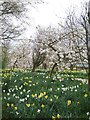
(37, 109), (40, 113)
(20, 92), (23, 94)
(7, 93), (10, 96)
(3, 90), (5, 92)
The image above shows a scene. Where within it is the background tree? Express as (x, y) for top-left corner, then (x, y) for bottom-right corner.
(88, 1), (90, 90)
(0, 0), (25, 69)
(32, 41), (46, 72)
(0, 0), (45, 69)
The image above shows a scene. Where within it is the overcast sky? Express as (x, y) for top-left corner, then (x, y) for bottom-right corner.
(12, 0), (89, 40)
(22, 0), (89, 38)
(30, 0), (89, 26)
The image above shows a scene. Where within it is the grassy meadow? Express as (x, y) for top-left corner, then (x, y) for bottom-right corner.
(0, 69), (90, 119)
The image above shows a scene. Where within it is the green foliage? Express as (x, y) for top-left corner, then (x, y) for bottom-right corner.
(2, 48), (8, 69)
(1, 69), (90, 119)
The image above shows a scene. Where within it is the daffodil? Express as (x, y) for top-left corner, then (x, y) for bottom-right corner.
(44, 92), (46, 95)
(11, 104), (14, 107)
(14, 107), (17, 110)
(67, 100), (71, 106)
(80, 83), (82, 85)
(57, 114), (60, 118)
(46, 76), (48, 78)
(33, 84), (35, 86)
(41, 104), (45, 108)
(50, 99), (53, 101)
(31, 94), (34, 97)
(20, 78), (23, 80)
(36, 82), (38, 84)
(2, 82), (4, 85)
(32, 103), (35, 106)
(4, 74), (7, 77)
(52, 116), (55, 120)
(9, 76), (11, 80)
(77, 102), (80, 104)
(45, 95), (48, 99)
(43, 76), (45, 78)
(40, 93), (43, 97)
(84, 94), (88, 97)
(7, 103), (9, 107)
(29, 81), (32, 83)
(35, 94), (37, 97)
(26, 104), (30, 107)
(56, 96), (58, 99)
(66, 74), (68, 77)
(37, 109), (40, 113)
(38, 95), (41, 99)
(26, 82), (28, 85)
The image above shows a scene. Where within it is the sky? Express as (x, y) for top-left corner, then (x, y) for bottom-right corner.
(23, 0), (89, 38)
(30, 0), (83, 26)
(11, 0), (89, 42)
(10, 0), (89, 50)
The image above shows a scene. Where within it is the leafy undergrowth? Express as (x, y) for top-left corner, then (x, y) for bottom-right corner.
(0, 69), (90, 119)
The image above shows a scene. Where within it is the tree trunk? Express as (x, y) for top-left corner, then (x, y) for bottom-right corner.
(50, 63), (57, 77)
(70, 64), (73, 71)
(43, 63), (47, 69)
(88, 1), (90, 90)
(32, 66), (35, 72)
(56, 66), (58, 71)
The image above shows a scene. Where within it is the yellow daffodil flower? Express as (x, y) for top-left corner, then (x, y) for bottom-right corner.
(26, 104), (30, 107)
(11, 104), (14, 107)
(33, 84), (35, 86)
(67, 100), (71, 106)
(50, 99), (52, 101)
(52, 116), (55, 120)
(31, 94), (34, 97)
(32, 103), (35, 106)
(29, 81), (32, 83)
(57, 114), (60, 118)
(38, 96), (41, 99)
(45, 95), (48, 99)
(36, 82), (38, 84)
(56, 96), (58, 99)
(40, 93), (43, 97)
(14, 107), (17, 110)
(84, 94), (88, 97)
(77, 102), (80, 104)
(7, 103), (9, 107)
(9, 77), (11, 80)
(35, 94), (37, 97)
(44, 92), (46, 95)
(41, 104), (45, 108)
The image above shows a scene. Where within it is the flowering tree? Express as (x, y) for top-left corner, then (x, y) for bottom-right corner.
(32, 46), (46, 72)
(8, 39), (32, 69)
(0, 0), (26, 69)
(58, 2), (90, 89)
(33, 26), (63, 76)
(0, 0), (44, 69)
(88, 1), (90, 90)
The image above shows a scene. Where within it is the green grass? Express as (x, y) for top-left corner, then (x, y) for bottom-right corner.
(1, 69), (90, 119)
